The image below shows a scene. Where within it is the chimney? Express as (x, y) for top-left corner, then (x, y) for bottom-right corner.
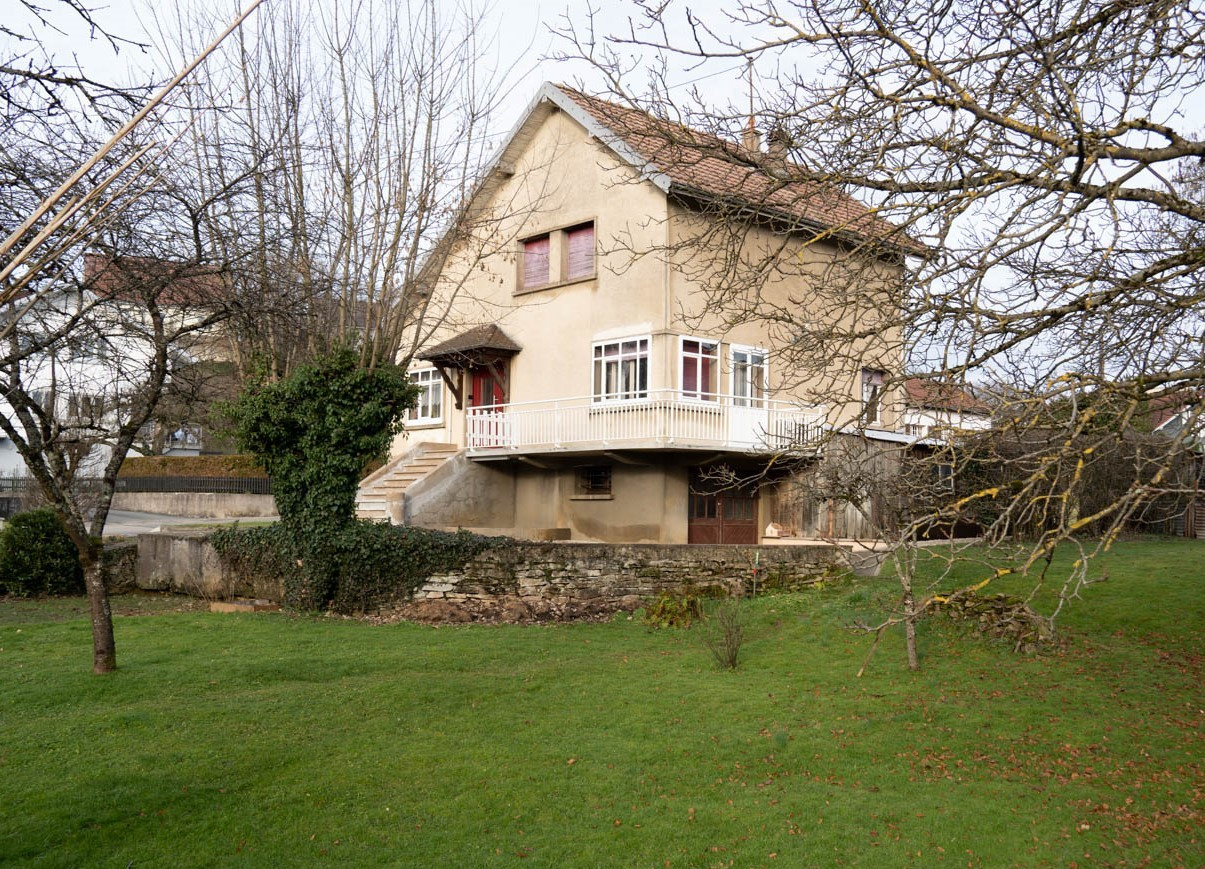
(767, 127), (790, 163)
(742, 116), (762, 154)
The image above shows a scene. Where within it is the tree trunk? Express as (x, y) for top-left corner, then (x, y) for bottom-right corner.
(902, 584), (919, 672)
(84, 551), (116, 673)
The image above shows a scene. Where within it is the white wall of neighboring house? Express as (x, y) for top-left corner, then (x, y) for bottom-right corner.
(1, 287), (160, 481)
(0, 433), (25, 477)
(901, 406), (993, 439)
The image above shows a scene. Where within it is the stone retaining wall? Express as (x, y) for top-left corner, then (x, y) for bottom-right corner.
(415, 541), (841, 606)
(133, 532), (842, 612)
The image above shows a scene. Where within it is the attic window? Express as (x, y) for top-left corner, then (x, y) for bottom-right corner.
(518, 221), (596, 292)
(565, 223), (595, 280)
(522, 235), (550, 288)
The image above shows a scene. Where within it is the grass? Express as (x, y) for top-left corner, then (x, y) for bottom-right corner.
(0, 539), (1201, 867)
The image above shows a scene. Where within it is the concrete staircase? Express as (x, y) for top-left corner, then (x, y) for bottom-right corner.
(354, 442), (460, 523)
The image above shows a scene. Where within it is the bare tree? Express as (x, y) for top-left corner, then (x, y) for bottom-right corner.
(560, 0), (1205, 667)
(0, 2), (263, 673)
(157, 0), (525, 378)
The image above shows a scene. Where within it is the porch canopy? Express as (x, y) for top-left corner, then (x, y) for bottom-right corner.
(417, 324), (521, 409)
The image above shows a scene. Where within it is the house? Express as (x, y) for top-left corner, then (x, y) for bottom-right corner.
(0, 253), (230, 486)
(356, 83), (918, 543)
(901, 377), (993, 440)
(1149, 393), (1204, 539)
(81, 253), (235, 456)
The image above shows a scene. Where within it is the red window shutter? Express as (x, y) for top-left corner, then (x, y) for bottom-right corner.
(523, 236), (550, 287)
(565, 223), (595, 279)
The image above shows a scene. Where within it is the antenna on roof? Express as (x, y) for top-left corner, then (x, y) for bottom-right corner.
(742, 58), (762, 153)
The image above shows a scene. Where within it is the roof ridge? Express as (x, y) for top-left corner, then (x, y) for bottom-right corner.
(548, 84), (924, 256)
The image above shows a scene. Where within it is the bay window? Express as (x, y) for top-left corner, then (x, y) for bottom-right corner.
(680, 337), (718, 401)
(732, 346), (768, 407)
(593, 337), (648, 401)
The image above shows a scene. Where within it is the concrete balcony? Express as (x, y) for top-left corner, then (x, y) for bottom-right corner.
(465, 390), (826, 457)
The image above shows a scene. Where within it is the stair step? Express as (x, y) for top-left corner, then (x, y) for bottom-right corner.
(354, 445), (459, 525)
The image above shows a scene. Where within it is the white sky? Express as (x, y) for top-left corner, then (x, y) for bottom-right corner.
(5, 0), (758, 133)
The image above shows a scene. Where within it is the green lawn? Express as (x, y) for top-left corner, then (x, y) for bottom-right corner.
(1, 539), (1201, 867)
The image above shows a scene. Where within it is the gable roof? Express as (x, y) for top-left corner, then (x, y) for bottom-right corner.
(904, 377), (992, 415)
(418, 324), (522, 366)
(528, 84), (922, 256)
(83, 253), (227, 307)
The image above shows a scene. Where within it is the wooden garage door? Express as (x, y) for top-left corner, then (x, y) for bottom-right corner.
(688, 477), (759, 544)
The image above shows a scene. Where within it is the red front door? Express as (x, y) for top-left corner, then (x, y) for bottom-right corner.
(469, 366), (505, 408)
(467, 365), (509, 448)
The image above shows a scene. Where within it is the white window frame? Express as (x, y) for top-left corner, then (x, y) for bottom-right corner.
(679, 336), (719, 402)
(408, 367), (444, 424)
(592, 336), (650, 403)
(731, 345), (769, 407)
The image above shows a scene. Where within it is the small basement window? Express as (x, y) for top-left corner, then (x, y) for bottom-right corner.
(574, 465), (613, 498)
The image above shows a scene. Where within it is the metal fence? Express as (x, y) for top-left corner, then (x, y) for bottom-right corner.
(114, 476), (273, 495)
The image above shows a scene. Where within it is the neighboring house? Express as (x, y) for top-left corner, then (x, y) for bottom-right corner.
(81, 253), (233, 456)
(358, 83), (918, 543)
(0, 254), (228, 482)
(1150, 394), (1204, 539)
(901, 377), (993, 440)
(1, 279), (144, 478)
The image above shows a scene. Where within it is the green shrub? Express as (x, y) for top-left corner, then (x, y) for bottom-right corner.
(642, 587), (706, 629)
(0, 507), (84, 597)
(210, 521), (511, 613)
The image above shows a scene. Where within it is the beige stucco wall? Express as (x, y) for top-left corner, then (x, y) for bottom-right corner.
(664, 200), (907, 430)
(397, 105), (675, 458)
(406, 456), (691, 543)
(513, 463), (689, 543)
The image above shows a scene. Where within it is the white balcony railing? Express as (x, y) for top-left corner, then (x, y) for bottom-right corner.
(466, 390), (826, 454)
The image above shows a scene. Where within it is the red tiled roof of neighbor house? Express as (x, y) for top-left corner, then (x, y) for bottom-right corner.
(904, 377), (993, 414)
(555, 85), (924, 256)
(1146, 389), (1201, 429)
(83, 253), (227, 307)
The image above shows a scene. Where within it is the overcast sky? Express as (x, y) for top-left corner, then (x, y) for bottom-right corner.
(6, 0), (759, 133)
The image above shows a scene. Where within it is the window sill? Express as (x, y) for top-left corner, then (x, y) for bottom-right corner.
(570, 493), (613, 501)
(406, 421), (445, 430)
(514, 273), (596, 296)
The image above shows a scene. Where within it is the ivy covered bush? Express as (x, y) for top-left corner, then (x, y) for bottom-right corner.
(222, 344), (421, 610)
(210, 522), (509, 614)
(0, 507), (85, 597)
